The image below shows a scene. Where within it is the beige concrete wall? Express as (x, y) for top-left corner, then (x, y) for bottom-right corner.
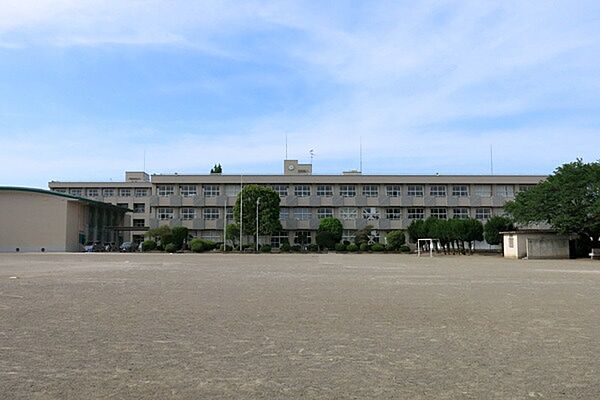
(65, 201), (90, 252)
(526, 235), (570, 259)
(0, 191), (69, 252)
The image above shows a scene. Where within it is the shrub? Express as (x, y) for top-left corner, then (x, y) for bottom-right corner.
(260, 244), (272, 253)
(316, 230), (337, 250)
(385, 230), (406, 251)
(307, 244), (319, 252)
(280, 243), (291, 252)
(220, 244), (233, 252)
(317, 217), (343, 243)
(142, 240), (156, 252)
(171, 226), (189, 250)
(371, 243), (385, 252)
(164, 243), (178, 253)
(359, 243), (370, 252)
(347, 243), (359, 252)
(399, 245), (411, 253)
(189, 238), (205, 253)
(291, 244), (302, 252)
(335, 243), (346, 252)
(354, 225), (374, 245)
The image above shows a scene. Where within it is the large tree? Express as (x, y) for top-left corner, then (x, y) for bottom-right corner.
(233, 185), (282, 240)
(483, 216), (514, 250)
(505, 159), (600, 245)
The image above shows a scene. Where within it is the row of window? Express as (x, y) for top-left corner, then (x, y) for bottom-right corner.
(55, 184), (529, 199)
(155, 207), (493, 221)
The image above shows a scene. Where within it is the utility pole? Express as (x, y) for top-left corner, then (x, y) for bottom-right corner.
(256, 197), (261, 252)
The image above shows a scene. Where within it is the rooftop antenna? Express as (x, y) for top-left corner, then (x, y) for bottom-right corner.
(359, 136), (363, 172)
(490, 145), (494, 175)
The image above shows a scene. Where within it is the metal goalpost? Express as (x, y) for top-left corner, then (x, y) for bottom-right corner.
(417, 238), (438, 257)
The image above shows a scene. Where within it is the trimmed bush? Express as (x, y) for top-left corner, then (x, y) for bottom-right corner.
(291, 244), (302, 252)
(307, 244), (319, 252)
(189, 238), (205, 253)
(385, 230), (406, 251)
(399, 245), (411, 253)
(335, 243), (346, 252)
(142, 240), (156, 252)
(164, 243), (178, 253)
(220, 244), (233, 251)
(260, 244), (272, 253)
(371, 243), (385, 252)
(347, 243), (359, 252)
(359, 243), (370, 252)
(280, 243), (291, 252)
(316, 230), (337, 250)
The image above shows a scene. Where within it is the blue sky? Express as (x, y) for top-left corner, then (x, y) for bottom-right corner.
(1, 1), (600, 188)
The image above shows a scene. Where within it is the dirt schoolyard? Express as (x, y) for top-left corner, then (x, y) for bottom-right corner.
(1, 253), (600, 399)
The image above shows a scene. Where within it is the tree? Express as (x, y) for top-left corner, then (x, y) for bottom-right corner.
(316, 231), (337, 250)
(317, 217), (343, 243)
(233, 185), (282, 242)
(210, 163), (223, 173)
(145, 225), (172, 246)
(407, 219), (425, 243)
(354, 225), (374, 245)
(505, 160), (600, 246)
(484, 216), (514, 250)
(463, 219), (484, 254)
(171, 226), (189, 250)
(385, 230), (406, 251)
(225, 223), (240, 248)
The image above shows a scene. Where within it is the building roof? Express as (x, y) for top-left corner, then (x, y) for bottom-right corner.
(0, 186), (131, 212)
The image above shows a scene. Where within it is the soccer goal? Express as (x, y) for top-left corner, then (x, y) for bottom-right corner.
(417, 238), (439, 257)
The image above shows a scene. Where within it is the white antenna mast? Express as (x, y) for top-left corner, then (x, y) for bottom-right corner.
(359, 137), (363, 172)
(309, 149), (314, 164)
(490, 145), (494, 175)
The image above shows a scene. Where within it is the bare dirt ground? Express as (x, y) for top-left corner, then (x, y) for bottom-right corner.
(1, 253), (600, 399)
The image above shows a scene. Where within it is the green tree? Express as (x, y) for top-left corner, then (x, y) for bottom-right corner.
(171, 226), (189, 250)
(233, 185), (282, 242)
(210, 163), (223, 173)
(407, 219), (425, 243)
(385, 230), (406, 251)
(145, 225), (173, 246)
(316, 231), (337, 250)
(225, 223), (240, 248)
(505, 159), (600, 247)
(484, 216), (514, 250)
(354, 225), (374, 245)
(317, 217), (343, 243)
(463, 219), (484, 254)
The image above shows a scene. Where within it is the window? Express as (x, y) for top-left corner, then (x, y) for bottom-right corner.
(180, 185), (197, 197)
(158, 208), (174, 220)
(181, 208), (196, 220)
(340, 185), (356, 197)
(430, 185), (446, 197)
(102, 188), (115, 197)
(133, 219), (145, 227)
(69, 188), (83, 196)
(53, 188), (67, 194)
(317, 208), (333, 219)
(452, 185), (469, 197)
(294, 231), (311, 245)
(407, 185), (424, 197)
(225, 185), (241, 197)
(201, 231), (222, 242)
(496, 185), (514, 197)
(475, 208), (492, 220)
(119, 188), (131, 197)
(279, 208), (289, 221)
(316, 185), (333, 197)
(386, 185), (402, 197)
(294, 208), (311, 220)
(157, 185), (174, 197)
(133, 203), (146, 213)
(203, 185), (220, 197)
(474, 185), (492, 197)
(134, 188), (148, 197)
(430, 208), (448, 219)
(270, 232), (289, 248)
(453, 208), (470, 219)
(117, 203), (129, 209)
(340, 207), (358, 220)
(342, 230), (355, 243)
(407, 208), (424, 219)
(508, 236), (514, 248)
(362, 207), (380, 220)
(86, 189), (99, 197)
(226, 208), (234, 220)
(385, 208), (402, 220)
(294, 185), (311, 197)
(203, 208), (220, 220)
(272, 185), (288, 197)
(362, 185), (379, 197)
(518, 185), (534, 192)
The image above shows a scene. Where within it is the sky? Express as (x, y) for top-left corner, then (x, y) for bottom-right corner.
(1, 0), (600, 188)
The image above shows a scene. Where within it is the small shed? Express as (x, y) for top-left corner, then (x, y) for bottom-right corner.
(501, 230), (572, 259)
